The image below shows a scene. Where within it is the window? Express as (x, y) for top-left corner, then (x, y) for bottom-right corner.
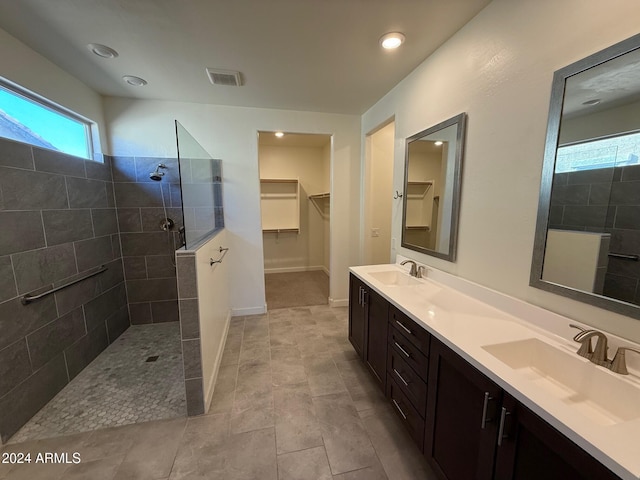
(556, 131), (640, 173)
(0, 78), (96, 160)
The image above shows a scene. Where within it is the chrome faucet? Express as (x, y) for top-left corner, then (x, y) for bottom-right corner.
(400, 260), (418, 277)
(570, 324), (640, 375)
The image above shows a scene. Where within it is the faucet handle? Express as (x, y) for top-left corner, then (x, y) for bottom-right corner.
(569, 324), (593, 358)
(417, 266), (428, 279)
(610, 347), (640, 375)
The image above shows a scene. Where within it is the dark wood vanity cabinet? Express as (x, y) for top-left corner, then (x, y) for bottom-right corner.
(425, 337), (622, 480)
(494, 393), (621, 480)
(386, 305), (430, 449)
(349, 274), (622, 480)
(348, 274), (367, 358)
(425, 337), (501, 480)
(364, 288), (388, 389)
(348, 273), (388, 391)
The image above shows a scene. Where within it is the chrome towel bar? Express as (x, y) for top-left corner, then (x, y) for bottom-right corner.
(21, 265), (108, 305)
(210, 246), (229, 266)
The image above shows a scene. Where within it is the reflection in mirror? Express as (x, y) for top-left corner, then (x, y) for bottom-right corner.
(402, 113), (466, 261)
(531, 33), (640, 319)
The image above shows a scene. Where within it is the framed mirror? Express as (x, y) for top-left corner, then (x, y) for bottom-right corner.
(401, 113), (466, 261)
(531, 33), (640, 319)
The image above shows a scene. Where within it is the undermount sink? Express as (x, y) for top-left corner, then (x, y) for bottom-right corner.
(369, 270), (422, 286)
(483, 338), (640, 426)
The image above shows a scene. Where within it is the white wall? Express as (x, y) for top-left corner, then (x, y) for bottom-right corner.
(104, 98), (361, 313)
(0, 28), (108, 152)
(362, 0), (640, 343)
(259, 144), (329, 273)
(560, 99), (640, 144)
(193, 230), (230, 408)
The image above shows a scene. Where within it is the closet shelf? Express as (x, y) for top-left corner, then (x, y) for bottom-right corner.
(309, 192), (330, 200)
(262, 228), (300, 234)
(405, 225), (430, 231)
(260, 178), (300, 233)
(260, 178), (298, 184)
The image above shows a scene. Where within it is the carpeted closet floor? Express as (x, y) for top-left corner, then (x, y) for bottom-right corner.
(265, 270), (329, 309)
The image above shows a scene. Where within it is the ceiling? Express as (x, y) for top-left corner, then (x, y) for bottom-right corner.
(564, 46), (640, 118)
(0, 0), (491, 115)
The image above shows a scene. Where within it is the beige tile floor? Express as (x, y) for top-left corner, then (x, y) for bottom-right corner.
(0, 305), (436, 480)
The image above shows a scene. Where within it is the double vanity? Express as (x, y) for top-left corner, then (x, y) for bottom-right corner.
(349, 263), (640, 480)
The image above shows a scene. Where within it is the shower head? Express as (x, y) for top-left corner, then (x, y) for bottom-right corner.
(149, 163), (167, 181)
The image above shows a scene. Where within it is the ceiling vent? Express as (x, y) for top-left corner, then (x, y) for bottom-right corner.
(206, 68), (243, 86)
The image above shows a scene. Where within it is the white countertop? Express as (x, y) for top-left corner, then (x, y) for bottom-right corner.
(350, 263), (640, 480)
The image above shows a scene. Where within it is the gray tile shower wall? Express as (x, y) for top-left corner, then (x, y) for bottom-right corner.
(550, 165), (640, 305)
(108, 155), (183, 325)
(176, 253), (204, 416)
(0, 137), (128, 443)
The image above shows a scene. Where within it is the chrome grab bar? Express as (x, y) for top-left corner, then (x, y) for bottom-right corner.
(210, 246), (229, 266)
(608, 252), (639, 261)
(21, 265), (108, 305)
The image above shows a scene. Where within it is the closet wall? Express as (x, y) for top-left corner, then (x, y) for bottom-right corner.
(259, 137), (330, 273)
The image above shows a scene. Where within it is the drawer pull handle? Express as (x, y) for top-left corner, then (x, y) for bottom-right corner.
(394, 342), (411, 358)
(497, 407), (511, 446)
(393, 368), (410, 386)
(395, 320), (412, 335)
(481, 392), (493, 429)
(392, 399), (407, 420)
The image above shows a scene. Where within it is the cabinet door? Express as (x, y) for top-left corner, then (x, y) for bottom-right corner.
(364, 288), (388, 390)
(494, 393), (621, 480)
(424, 338), (501, 480)
(348, 274), (366, 359)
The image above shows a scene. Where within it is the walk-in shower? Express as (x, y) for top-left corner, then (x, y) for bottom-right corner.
(1, 120), (225, 444)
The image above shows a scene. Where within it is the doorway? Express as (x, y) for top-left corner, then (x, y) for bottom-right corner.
(364, 120), (395, 265)
(258, 131), (332, 309)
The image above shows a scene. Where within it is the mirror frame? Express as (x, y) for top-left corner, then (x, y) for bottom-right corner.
(530, 33), (640, 320)
(401, 113), (466, 262)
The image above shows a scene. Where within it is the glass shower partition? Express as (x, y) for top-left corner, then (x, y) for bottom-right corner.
(175, 120), (224, 249)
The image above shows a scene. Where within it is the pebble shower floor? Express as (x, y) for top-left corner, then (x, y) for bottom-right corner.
(10, 323), (186, 443)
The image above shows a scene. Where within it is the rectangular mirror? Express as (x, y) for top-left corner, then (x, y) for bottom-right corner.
(402, 113), (466, 261)
(531, 33), (640, 319)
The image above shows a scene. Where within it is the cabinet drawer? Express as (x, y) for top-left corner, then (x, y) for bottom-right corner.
(389, 305), (430, 354)
(387, 374), (425, 451)
(387, 347), (427, 418)
(388, 327), (429, 382)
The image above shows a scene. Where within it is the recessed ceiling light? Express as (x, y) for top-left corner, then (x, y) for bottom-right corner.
(582, 99), (601, 106)
(87, 43), (118, 59)
(380, 32), (405, 50)
(122, 75), (148, 87)
(434, 141), (443, 146)
(275, 132), (284, 138)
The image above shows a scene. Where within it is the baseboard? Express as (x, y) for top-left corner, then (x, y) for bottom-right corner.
(204, 311), (231, 413)
(329, 297), (348, 308)
(264, 265), (326, 274)
(231, 305), (267, 316)
(322, 266), (330, 276)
